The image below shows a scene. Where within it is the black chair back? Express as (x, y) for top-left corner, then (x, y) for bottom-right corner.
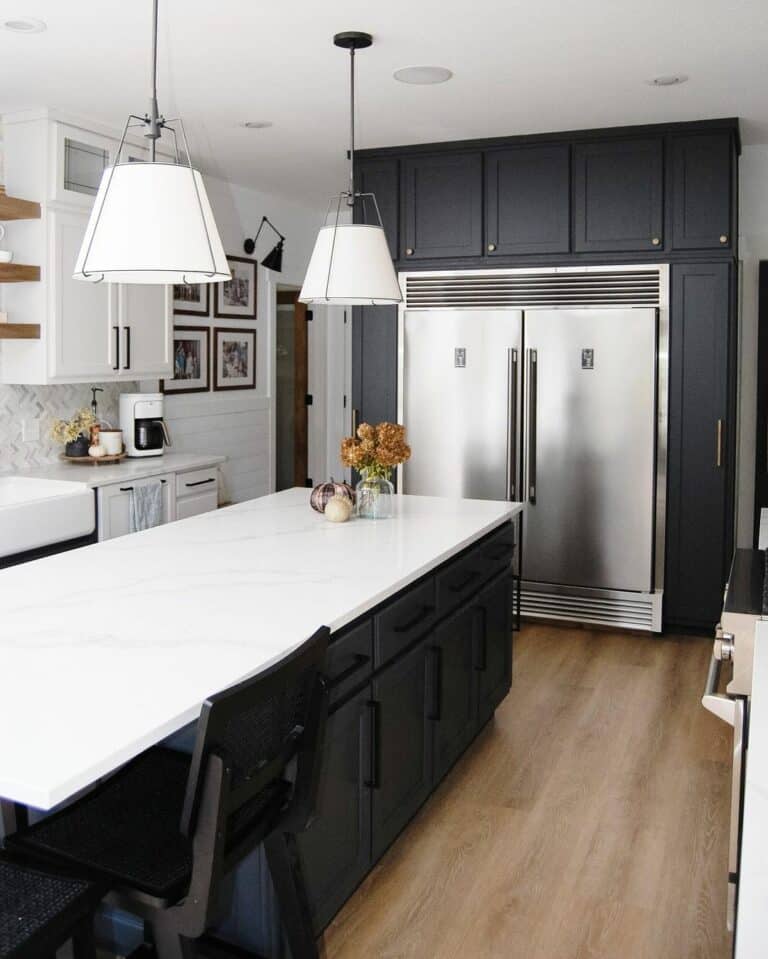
(180, 627), (330, 851)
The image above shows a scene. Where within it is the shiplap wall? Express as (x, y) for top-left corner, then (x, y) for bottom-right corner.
(143, 175), (327, 503)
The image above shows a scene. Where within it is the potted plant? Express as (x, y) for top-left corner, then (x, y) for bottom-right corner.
(51, 408), (97, 458)
(340, 422), (411, 519)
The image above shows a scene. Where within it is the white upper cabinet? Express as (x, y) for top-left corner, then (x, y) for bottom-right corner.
(49, 208), (117, 379)
(117, 284), (172, 378)
(0, 112), (173, 385)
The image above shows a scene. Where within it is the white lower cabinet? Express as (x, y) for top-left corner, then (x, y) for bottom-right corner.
(97, 466), (219, 541)
(98, 473), (175, 541)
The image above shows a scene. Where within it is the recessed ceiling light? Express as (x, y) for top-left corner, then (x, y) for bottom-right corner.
(3, 17), (47, 33)
(242, 121), (273, 129)
(394, 65), (453, 85)
(646, 74), (688, 87)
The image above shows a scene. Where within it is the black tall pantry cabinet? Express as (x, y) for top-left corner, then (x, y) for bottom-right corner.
(352, 119), (739, 634)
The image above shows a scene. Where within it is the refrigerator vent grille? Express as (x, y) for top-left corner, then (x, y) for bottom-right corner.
(520, 586), (662, 632)
(405, 270), (661, 309)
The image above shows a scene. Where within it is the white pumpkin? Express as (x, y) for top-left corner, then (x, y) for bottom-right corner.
(88, 444), (106, 458)
(324, 494), (353, 523)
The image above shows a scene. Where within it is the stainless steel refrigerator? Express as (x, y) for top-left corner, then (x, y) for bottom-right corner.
(400, 274), (663, 631)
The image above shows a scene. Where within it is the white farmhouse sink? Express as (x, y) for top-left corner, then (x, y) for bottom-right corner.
(0, 476), (95, 559)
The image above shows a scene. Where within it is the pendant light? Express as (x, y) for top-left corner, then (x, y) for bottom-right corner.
(299, 32), (402, 306)
(73, 0), (229, 284)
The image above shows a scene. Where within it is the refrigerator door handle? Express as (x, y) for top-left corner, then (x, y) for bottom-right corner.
(527, 349), (538, 504)
(506, 348), (518, 501)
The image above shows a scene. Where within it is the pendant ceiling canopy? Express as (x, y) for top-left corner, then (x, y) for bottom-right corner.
(299, 32), (402, 306)
(73, 0), (229, 285)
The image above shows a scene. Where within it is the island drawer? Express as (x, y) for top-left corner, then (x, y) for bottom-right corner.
(476, 522), (516, 579)
(176, 466), (219, 498)
(327, 620), (373, 705)
(436, 549), (490, 618)
(374, 577), (437, 668)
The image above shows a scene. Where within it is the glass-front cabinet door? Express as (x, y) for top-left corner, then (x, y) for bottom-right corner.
(51, 124), (115, 207)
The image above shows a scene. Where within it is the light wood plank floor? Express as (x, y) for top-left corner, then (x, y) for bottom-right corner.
(322, 623), (733, 959)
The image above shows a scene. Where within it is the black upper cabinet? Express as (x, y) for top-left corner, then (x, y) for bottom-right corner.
(573, 137), (664, 253)
(371, 639), (433, 859)
(666, 262), (732, 629)
(401, 152), (483, 259)
(355, 157), (400, 260)
(485, 144), (570, 256)
(351, 306), (398, 426)
(671, 133), (733, 251)
(296, 687), (372, 933)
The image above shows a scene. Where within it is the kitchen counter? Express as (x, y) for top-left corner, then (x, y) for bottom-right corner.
(0, 489), (521, 810)
(736, 619), (768, 956)
(8, 452), (226, 488)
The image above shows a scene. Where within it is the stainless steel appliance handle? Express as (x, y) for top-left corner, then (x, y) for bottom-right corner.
(506, 348), (518, 501)
(527, 349), (537, 504)
(716, 418), (723, 468)
(701, 649), (736, 725)
(161, 420), (172, 448)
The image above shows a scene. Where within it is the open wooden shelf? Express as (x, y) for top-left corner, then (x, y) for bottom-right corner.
(0, 263), (40, 282)
(0, 192), (41, 221)
(0, 323), (41, 340)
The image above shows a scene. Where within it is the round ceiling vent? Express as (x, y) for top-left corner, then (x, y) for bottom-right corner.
(3, 17), (47, 33)
(394, 65), (453, 85)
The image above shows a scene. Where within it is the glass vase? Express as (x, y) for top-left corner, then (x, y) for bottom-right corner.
(355, 469), (394, 520)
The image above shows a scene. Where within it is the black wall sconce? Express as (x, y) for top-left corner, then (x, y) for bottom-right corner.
(243, 216), (285, 272)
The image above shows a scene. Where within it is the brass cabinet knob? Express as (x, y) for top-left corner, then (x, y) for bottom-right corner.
(719, 234), (729, 244)
(405, 247), (414, 256)
(487, 242), (497, 252)
(651, 237), (661, 246)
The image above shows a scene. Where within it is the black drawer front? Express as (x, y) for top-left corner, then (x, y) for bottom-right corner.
(477, 523), (516, 579)
(375, 577), (437, 668)
(436, 550), (489, 619)
(326, 620), (373, 706)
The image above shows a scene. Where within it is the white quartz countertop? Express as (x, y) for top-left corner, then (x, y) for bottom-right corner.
(7, 452), (226, 489)
(736, 620), (768, 956)
(0, 489), (520, 810)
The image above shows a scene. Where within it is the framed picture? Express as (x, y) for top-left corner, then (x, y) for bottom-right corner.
(214, 255), (257, 319)
(214, 327), (256, 391)
(162, 326), (210, 394)
(173, 282), (209, 316)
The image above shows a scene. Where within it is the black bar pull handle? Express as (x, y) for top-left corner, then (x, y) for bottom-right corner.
(365, 700), (380, 789)
(112, 326), (120, 370)
(123, 326), (131, 370)
(393, 604), (435, 634)
(428, 646), (441, 721)
(185, 478), (216, 488)
(328, 654), (370, 690)
(473, 607), (487, 672)
(448, 570), (481, 594)
(119, 479), (165, 493)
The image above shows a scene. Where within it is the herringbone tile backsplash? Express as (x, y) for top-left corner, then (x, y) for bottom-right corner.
(0, 382), (138, 472)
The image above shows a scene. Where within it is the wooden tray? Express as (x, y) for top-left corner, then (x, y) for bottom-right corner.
(60, 450), (127, 465)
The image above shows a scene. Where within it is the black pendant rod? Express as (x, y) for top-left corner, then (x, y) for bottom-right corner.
(348, 45), (355, 206)
(146, 0), (162, 161)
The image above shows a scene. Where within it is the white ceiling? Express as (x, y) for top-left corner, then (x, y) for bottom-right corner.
(1, 0), (767, 204)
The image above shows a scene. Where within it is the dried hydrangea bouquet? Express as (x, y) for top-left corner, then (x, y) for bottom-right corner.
(340, 422), (411, 519)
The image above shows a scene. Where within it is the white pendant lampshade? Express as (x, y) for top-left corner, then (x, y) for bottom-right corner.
(74, 163), (230, 284)
(299, 223), (402, 305)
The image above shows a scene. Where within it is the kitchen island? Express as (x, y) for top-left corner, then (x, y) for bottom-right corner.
(0, 488), (521, 952)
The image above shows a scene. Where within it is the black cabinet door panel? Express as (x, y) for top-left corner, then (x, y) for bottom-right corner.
(666, 262), (731, 629)
(475, 571), (513, 724)
(432, 606), (478, 784)
(371, 640), (433, 859)
(671, 133), (733, 251)
(351, 305), (397, 427)
(296, 688), (372, 932)
(485, 144), (570, 255)
(573, 138), (663, 252)
(355, 157), (399, 260)
(402, 152), (483, 259)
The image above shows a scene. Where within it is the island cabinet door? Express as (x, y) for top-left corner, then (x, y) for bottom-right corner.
(431, 606), (479, 786)
(296, 687), (373, 934)
(475, 571), (514, 726)
(370, 639), (434, 860)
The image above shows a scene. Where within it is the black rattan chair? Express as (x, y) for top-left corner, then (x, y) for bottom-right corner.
(0, 854), (102, 959)
(7, 627), (330, 959)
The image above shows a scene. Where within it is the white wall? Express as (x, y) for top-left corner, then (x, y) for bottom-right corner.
(152, 175), (326, 503)
(736, 145), (768, 545)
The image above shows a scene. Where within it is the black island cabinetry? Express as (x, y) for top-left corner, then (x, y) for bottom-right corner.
(352, 118), (739, 632)
(297, 521), (516, 933)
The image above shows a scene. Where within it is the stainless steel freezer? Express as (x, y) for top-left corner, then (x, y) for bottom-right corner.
(398, 266), (668, 632)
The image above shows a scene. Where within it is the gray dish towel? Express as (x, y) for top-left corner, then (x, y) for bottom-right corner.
(129, 482), (164, 533)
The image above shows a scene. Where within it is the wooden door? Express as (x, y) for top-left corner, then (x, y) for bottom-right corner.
(401, 152), (483, 259)
(276, 290), (309, 488)
(485, 144), (570, 256)
(573, 138), (664, 253)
